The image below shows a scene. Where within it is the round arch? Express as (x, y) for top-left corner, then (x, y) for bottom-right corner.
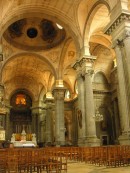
(9, 88), (34, 104)
(0, 51), (57, 83)
(83, 1), (110, 55)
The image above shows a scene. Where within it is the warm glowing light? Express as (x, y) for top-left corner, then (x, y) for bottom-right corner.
(16, 94), (26, 105)
(56, 23), (63, 29)
(113, 59), (117, 67)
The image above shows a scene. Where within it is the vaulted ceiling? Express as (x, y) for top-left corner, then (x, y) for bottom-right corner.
(0, 0), (117, 102)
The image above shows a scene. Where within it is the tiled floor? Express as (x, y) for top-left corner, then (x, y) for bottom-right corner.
(67, 162), (130, 173)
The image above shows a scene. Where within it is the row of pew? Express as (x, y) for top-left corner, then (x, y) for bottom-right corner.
(0, 148), (67, 173)
(0, 145), (130, 172)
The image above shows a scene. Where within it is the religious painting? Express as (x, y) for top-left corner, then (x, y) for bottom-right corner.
(15, 94), (26, 105)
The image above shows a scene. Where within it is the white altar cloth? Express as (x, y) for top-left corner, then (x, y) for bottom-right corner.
(13, 141), (37, 147)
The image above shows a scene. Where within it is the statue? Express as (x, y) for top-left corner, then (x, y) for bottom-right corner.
(21, 128), (26, 141)
(32, 133), (36, 142)
(11, 133), (15, 142)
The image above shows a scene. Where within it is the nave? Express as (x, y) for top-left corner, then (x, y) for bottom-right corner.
(0, 145), (130, 173)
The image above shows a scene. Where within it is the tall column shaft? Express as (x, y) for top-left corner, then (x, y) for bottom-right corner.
(76, 72), (86, 144)
(45, 99), (53, 144)
(53, 87), (66, 146)
(5, 112), (10, 140)
(84, 71), (96, 136)
(123, 34), (130, 127)
(114, 44), (130, 144)
(80, 57), (100, 146)
(113, 99), (120, 141)
(41, 110), (46, 143)
(32, 114), (37, 134)
(115, 45), (129, 131)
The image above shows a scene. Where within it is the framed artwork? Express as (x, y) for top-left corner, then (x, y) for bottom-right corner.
(0, 130), (5, 141)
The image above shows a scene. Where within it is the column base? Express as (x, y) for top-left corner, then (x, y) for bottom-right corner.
(85, 136), (100, 146)
(118, 131), (130, 145)
(55, 141), (66, 146)
(78, 137), (86, 146)
(78, 136), (100, 146)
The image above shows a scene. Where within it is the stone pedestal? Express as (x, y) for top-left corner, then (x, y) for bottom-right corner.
(118, 131), (130, 145)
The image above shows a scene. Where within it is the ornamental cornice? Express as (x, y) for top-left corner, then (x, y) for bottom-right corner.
(105, 11), (130, 35)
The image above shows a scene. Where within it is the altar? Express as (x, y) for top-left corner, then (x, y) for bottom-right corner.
(12, 141), (36, 147)
(11, 129), (37, 147)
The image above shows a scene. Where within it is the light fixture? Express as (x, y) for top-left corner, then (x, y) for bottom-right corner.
(56, 23), (63, 29)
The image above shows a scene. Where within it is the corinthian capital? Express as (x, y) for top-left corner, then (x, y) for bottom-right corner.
(79, 56), (96, 67)
(52, 87), (66, 100)
(116, 39), (124, 48)
(72, 60), (80, 71)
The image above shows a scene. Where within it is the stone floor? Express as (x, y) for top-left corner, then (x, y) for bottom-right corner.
(67, 162), (130, 173)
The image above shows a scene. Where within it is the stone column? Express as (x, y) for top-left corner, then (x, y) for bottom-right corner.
(80, 56), (100, 146)
(105, 10), (130, 144)
(113, 99), (121, 142)
(72, 105), (78, 145)
(37, 113), (42, 143)
(45, 98), (53, 145)
(53, 86), (66, 146)
(73, 62), (86, 145)
(31, 113), (37, 134)
(5, 111), (11, 140)
(114, 42), (130, 144)
(67, 120), (72, 143)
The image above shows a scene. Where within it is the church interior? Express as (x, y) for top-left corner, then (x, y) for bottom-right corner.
(0, 0), (130, 172)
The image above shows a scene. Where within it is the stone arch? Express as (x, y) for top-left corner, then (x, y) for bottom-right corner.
(58, 38), (73, 79)
(83, 1), (110, 55)
(93, 71), (110, 90)
(9, 88), (34, 103)
(0, 51), (57, 82)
